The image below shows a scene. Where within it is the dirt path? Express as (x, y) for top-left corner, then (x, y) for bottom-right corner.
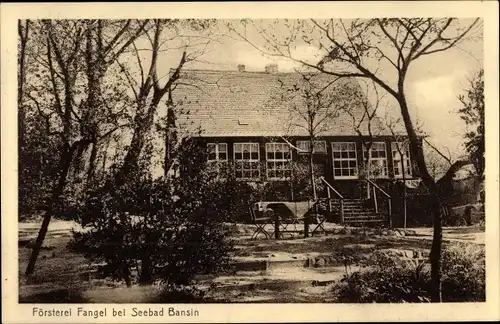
(408, 226), (485, 245)
(17, 221), (485, 303)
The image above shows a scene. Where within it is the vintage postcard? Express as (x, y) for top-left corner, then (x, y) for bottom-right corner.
(1, 1), (499, 323)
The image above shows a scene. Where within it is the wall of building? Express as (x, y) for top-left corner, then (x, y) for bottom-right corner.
(193, 135), (421, 200)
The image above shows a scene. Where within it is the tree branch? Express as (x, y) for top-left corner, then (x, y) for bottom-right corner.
(99, 123), (131, 140)
(423, 138), (452, 166)
(26, 93), (63, 138)
(436, 159), (471, 186)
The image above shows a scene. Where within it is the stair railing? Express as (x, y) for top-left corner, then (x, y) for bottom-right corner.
(319, 176), (344, 225)
(365, 178), (392, 227)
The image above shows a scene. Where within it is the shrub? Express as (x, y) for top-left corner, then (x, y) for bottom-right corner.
(441, 242), (485, 302)
(213, 176), (261, 223)
(333, 252), (431, 303)
(70, 146), (233, 289)
(333, 243), (485, 303)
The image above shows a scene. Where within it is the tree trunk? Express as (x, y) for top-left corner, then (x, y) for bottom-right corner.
(309, 141), (317, 200)
(25, 142), (77, 275)
(403, 183), (407, 228)
(397, 94), (442, 302)
(100, 137), (110, 181)
(18, 21), (29, 207)
(18, 20), (29, 132)
(123, 266), (132, 287)
(86, 141), (98, 185)
(401, 150), (407, 229)
(164, 105), (177, 178)
(116, 98), (159, 186)
(363, 149), (370, 199)
(429, 193), (443, 302)
(138, 255), (154, 285)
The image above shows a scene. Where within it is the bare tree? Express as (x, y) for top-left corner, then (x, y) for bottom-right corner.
(100, 19), (217, 283)
(385, 116), (413, 228)
(24, 19), (148, 276)
(113, 19), (215, 186)
(270, 72), (355, 202)
(230, 18), (481, 301)
(343, 80), (386, 198)
(18, 20), (30, 154)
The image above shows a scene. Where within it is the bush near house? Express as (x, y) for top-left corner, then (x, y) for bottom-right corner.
(70, 144), (233, 294)
(332, 242), (485, 303)
(71, 170), (233, 288)
(216, 161), (326, 223)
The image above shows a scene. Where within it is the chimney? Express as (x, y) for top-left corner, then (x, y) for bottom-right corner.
(237, 64), (246, 72)
(265, 64), (278, 73)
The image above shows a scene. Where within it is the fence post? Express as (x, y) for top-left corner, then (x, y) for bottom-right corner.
(388, 198), (392, 228)
(327, 187), (332, 212)
(274, 214), (280, 239)
(340, 199), (344, 225)
(304, 213), (310, 238)
(373, 186), (378, 213)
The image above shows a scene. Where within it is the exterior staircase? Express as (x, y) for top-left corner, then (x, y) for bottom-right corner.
(318, 176), (391, 227)
(330, 198), (386, 226)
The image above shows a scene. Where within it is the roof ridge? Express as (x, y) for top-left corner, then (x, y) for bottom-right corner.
(172, 68), (324, 75)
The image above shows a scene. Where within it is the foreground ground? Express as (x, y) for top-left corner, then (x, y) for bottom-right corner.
(18, 220), (485, 303)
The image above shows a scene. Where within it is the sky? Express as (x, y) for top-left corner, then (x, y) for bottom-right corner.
(152, 19), (483, 160)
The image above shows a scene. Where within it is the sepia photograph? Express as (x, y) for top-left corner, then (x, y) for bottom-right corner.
(2, 1), (499, 323)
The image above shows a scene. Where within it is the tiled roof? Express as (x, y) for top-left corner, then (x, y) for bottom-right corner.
(171, 69), (391, 138)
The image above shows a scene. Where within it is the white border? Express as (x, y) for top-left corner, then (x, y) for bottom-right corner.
(2, 2), (499, 323)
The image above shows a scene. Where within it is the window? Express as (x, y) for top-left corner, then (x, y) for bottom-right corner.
(363, 142), (389, 178)
(207, 143), (227, 162)
(392, 142), (412, 178)
(234, 143), (260, 180)
(266, 143), (292, 180)
(207, 143), (228, 177)
(297, 140), (327, 154)
(332, 142), (358, 179)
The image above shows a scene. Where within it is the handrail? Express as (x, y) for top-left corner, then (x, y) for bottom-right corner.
(366, 178), (392, 227)
(365, 178), (390, 198)
(319, 176), (344, 199)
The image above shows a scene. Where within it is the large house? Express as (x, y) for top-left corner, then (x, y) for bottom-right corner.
(170, 64), (423, 225)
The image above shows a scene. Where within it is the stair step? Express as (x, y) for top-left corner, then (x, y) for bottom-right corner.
(335, 211), (377, 214)
(327, 211), (376, 214)
(331, 201), (367, 203)
(344, 214), (382, 218)
(343, 210), (378, 213)
(329, 207), (370, 209)
(344, 214), (380, 218)
(332, 203), (365, 205)
(344, 219), (385, 223)
(344, 216), (384, 220)
(344, 215), (383, 219)
(344, 218), (384, 223)
(333, 210), (373, 212)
